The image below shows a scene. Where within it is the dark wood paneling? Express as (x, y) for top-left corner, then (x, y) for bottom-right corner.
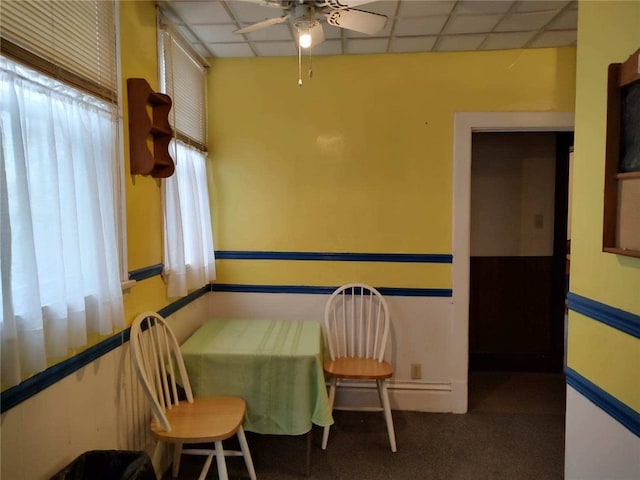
(469, 256), (563, 372)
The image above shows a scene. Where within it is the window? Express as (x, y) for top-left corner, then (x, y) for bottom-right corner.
(158, 12), (215, 298)
(0, 0), (124, 389)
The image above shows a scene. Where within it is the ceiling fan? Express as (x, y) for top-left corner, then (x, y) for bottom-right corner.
(233, 0), (388, 48)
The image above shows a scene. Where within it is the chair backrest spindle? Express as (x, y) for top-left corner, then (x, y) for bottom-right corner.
(130, 312), (195, 432)
(323, 284), (390, 363)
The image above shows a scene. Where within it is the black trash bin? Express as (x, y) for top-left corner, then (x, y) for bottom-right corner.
(50, 450), (155, 480)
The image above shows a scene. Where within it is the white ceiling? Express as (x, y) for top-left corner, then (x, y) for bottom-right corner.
(158, 0), (578, 59)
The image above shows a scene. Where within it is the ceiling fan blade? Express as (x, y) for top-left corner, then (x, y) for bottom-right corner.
(326, 8), (387, 35)
(232, 0), (287, 6)
(326, 0), (380, 9)
(234, 14), (290, 35)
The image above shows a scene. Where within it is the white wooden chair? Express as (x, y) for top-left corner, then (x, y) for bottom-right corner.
(130, 312), (257, 480)
(321, 284), (397, 452)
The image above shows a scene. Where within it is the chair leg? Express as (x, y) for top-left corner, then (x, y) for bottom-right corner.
(306, 430), (312, 476)
(237, 425), (257, 480)
(198, 452), (215, 480)
(321, 377), (337, 450)
(172, 442), (183, 478)
(151, 442), (164, 479)
(377, 379), (397, 452)
(214, 440), (229, 480)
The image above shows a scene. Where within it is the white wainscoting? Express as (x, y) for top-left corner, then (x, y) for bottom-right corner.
(564, 386), (640, 480)
(206, 291), (460, 412)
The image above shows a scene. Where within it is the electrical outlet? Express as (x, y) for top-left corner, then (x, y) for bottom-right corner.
(410, 363), (422, 380)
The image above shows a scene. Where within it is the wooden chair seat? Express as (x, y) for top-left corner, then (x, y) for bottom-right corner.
(151, 396), (247, 444)
(323, 357), (393, 380)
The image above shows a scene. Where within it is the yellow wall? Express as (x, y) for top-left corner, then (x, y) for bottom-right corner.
(568, 0), (640, 410)
(120, 1), (172, 322)
(207, 48), (576, 288)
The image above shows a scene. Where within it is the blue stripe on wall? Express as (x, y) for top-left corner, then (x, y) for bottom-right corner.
(215, 250), (453, 263)
(128, 252), (453, 282)
(567, 292), (640, 338)
(565, 367), (640, 438)
(159, 285), (209, 317)
(209, 283), (452, 297)
(129, 263), (163, 281)
(0, 286), (208, 414)
(0, 331), (129, 413)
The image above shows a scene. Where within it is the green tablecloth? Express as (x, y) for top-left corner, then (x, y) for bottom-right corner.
(180, 319), (333, 436)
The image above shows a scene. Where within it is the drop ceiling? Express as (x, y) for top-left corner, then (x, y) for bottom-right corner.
(158, 0), (578, 59)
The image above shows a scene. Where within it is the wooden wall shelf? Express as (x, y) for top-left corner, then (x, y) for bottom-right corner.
(127, 78), (175, 178)
(603, 47), (640, 257)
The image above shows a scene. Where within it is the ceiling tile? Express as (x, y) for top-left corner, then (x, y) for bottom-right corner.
(513, 1), (571, 13)
(389, 36), (437, 53)
(176, 25), (200, 43)
(171, 1), (232, 24)
(481, 31), (534, 50)
(192, 43), (212, 58)
(394, 16), (449, 36)
(529, 30), (577, 48)
(206, 42), (255, 58)
(397, 1), (455, 17)
(494, 11), (558, 32)
(253, 41), (297, 56)
(311, 39), (343, 56)
(345, 38), (389, 54)
(457, 1), (515, 15)
(546, 8), (577, 30)
(437, 34), (486, 51)
(192, 24), (238, 43)
(445, 14), (502, 34)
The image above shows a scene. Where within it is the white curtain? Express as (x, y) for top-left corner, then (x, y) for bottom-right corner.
(0, 57), (124, 388)
(163, 140), (216, 298)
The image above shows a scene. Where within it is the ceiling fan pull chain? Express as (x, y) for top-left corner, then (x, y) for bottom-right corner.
(298, 39), (303, 86)
(308, 47), (313, 78)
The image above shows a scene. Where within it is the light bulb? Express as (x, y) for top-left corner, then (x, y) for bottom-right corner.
(299, 32), (312, 49)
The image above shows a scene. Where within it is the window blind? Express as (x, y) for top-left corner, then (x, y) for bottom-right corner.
(0, 0), (117, 101)
(160, 19), (207, 148)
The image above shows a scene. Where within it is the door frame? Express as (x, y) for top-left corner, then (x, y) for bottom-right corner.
(450, 112), (574, 413)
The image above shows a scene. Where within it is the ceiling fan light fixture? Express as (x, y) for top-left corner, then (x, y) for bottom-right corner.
(295, 17), (316, 48)
(299, 31), (312, 49)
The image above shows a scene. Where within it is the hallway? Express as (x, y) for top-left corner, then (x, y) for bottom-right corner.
(469, 371), (566, 415)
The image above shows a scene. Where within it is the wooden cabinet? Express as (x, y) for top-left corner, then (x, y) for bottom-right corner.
(126, 78), (175, 178)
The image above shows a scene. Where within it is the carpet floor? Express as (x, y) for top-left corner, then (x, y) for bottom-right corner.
(164, 372), (566, 480)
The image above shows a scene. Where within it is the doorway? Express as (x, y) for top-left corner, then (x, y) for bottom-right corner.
(468, 131), (573, 373)
(450, 111), (574, 414)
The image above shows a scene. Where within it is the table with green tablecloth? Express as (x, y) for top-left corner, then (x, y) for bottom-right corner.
(180, 318), (333, 437)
